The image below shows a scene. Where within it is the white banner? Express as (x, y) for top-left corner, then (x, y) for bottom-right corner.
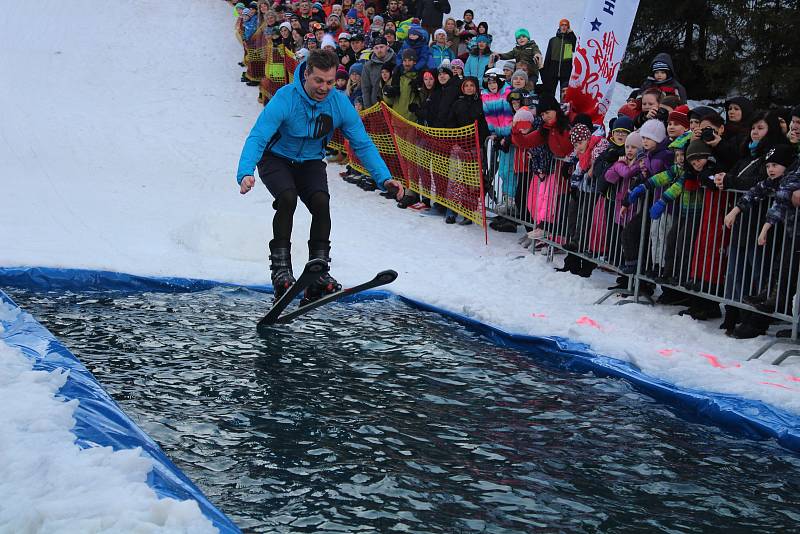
(567, 0), (640, 122)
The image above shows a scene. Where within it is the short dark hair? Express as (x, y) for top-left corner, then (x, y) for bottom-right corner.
(699, 112), (724, 128)
(306, 48), (339, 74)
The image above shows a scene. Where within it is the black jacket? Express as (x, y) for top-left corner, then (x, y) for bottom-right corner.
(426, 76), (461, 128)
(416, 0), (451, 28)
(543, 30), (577, 80)
(640, 52), (688, 103)
(448, 85), (489, 143)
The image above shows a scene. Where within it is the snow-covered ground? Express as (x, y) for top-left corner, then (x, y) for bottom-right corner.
(1, 0), (799, 528)
(0, 303), (216, 533)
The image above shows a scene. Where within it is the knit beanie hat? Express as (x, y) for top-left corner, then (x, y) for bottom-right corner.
(668, 104), (690, 129)
(349, 62), (363, 76)
(451, 58), (465, 70)
(685, 139), (712, 161)
(380, 62), (396, 74)
(652, 59), (671, 74)
(338, 32), (351, 40)
(515, 28), (530, 40)
(437, 60), (453, 76)
(434, 28), (447, 39)
(475, 34), (490, 45)
(279, 21), (292, 31)
(570, 124), (592, 145)
(513, 107), (535, 125)
(537, 93), (560, 114)
(511, 69), (528, 83)
(402, 47), (418, 61)
(611, 115), (634, 133)
(765, 145), (797, 168)
(625, 131), (643, 150)
(321, 34), (337, 49)
(347, 8), (358, 18)
(640, 119), (667, 143)
(499, 59), (515, 73)
(336, 65), (349, 80)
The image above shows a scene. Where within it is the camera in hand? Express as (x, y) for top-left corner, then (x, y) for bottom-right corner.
(700, 127), (716, 142)
(655, 107), (669, 122)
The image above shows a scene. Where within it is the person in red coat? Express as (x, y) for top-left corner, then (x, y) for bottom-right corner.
(512, 94), (572, 158)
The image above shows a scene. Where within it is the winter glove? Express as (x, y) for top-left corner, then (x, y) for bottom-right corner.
(407, 102), (420, 113)
(624, 184), (646, 207)
(382, 85), (399, 98)
(649, 199), (667, 220)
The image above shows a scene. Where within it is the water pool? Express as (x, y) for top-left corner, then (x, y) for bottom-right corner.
(9, 286), (800, 533)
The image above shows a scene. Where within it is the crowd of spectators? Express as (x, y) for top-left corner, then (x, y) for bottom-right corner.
(232, 0), (800, 341)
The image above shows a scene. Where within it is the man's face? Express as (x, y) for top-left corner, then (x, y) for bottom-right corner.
(300, 2), (310, 15)
(388, 0), (398, 11)
(791, 115), (800, 133)
(351, 40), (364, 52)
(339, 38), (350, 49)
(372, 43), (388, 58)
(403, 58), (415, 71)
(304, 66), (336, 101)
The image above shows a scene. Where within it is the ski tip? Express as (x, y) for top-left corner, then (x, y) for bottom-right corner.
(377, 270), (398, 284)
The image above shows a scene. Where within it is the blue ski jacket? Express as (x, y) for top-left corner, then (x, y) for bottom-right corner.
(236, 61), (392, 188)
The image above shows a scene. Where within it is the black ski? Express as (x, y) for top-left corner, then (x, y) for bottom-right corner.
(258, 259), (327, 328)
(272, 269), (398, 324)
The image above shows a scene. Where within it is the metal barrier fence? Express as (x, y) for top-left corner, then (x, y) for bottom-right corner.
(483, 138), (800, 365)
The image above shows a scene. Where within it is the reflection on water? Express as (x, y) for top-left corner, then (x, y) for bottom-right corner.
(10, 287), (800, 533)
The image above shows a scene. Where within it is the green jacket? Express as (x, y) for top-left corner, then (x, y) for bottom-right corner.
(384, 69), (419, 122)
(498, 41), (543, 80)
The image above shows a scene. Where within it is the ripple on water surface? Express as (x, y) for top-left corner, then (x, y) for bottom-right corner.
(9, 287), (800, 533)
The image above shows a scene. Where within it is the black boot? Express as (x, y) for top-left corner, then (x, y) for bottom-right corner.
(720, 305), (740, 335)
(302, 241), (342, 304)
(269, 243), (295, 301)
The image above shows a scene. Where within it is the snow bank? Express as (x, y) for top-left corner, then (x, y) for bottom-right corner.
(0, 336), (216, 533)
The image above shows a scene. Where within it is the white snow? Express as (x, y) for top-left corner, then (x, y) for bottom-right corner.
(0, 2), (798, 528)
(0, 337), (217, 533)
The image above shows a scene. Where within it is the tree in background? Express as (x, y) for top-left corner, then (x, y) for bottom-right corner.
(619, 0), (800, 106)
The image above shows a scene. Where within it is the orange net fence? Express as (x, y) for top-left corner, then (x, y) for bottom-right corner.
(344, 103), (407, 186)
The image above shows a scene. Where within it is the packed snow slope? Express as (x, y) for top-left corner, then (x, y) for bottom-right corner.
(1, 0), (800, 425)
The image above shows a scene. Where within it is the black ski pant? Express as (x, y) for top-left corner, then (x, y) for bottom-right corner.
(257, 153), (331, 251)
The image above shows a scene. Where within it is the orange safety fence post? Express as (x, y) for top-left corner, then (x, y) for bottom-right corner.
(472, 119), (488, 243)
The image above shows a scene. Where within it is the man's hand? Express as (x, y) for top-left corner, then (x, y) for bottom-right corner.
(385, 179), (405, 201)
(240, 175), (255, 194)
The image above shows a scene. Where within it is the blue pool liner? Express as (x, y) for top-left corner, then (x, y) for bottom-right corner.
(2, 265), (799, 460)
(0, 286), (241, 533)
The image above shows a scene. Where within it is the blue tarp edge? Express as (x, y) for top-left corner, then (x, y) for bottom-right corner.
(1, 265), (799, 461)
(0, 287), (241, 534)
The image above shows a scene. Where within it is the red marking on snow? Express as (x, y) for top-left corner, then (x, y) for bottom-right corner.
(530, 313), (548, 319)
(759, 382), (795, 391)
(761, 369), (778, 374)
(576, 316), (603, 330)
(787, 375), (800, 382)
(698, 352), (742, 369)
(658, 349), (676, 357)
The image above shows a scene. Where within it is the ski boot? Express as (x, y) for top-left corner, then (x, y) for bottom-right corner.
(269, 243), (295, 301)
(301, 241), (342, 305)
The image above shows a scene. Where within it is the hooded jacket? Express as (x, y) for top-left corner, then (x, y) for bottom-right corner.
(543, 29), (576, 80)
(398, 25), (436, 71)
(237, 61), (391, 187)
(448, 77), (489, 143)
(640, 53), (688, 103)
(361, 47), (396, 108)
(426, 74), (462, 128)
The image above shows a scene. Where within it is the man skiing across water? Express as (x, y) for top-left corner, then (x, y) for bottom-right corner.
(237, 49), (404, 303)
